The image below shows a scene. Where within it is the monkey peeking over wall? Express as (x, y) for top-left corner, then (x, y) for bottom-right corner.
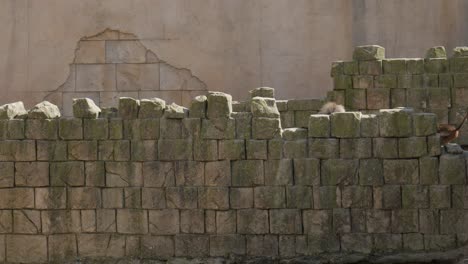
(318, 102), (346, 114)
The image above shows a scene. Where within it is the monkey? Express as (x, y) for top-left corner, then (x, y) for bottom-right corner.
(438, 110), (468, 145)
(318, 102), (346, 114)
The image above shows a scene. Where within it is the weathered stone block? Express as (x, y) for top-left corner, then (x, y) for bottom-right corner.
(149, 209), (179, 234)
(330, 61), (343, 77)
(199, 187), (229, 209)
(316, 186), (341, 209)
(215, 210), (236, 234)
(28, 101), (61, 119)
(141, 236), (174, 258)
(159, 118), (185, 139)
(175, 161), (204, 186)
(308, 114), (330, 137)
(382, 185), (401, 209)
(359, 159), (384, 185)
(77, 234), (125, 258)
(303, 210), (332, 234)
(353, 45), (385, 61)
(287, 186), (313, 208)
(321, 159), (358, 185)
(166, 187), (198, 209)
(109, 118), (123, 139)
(84, 118), (108, 139)
(164, 103), (188, 119)
(116, 209), (148, 234)
(439, 154), (466, 184)
(373, 234), (402, 253)
(430, 185), (450, 208)
(340, 138), (372, 159)
(205, 160), (231, 186)
(0, 162), (14, 187)
(419, 209), (439, 234)
(419, 157), (439, 185)
(233, 112), (252, 139)
(25, 119), (58, 139)
(342, 186), (372, 208)
(426, 46), (447, 58)
(35, 187), (66, 209)
(48, 234), (77, 262)
(383, 59), (407, 74)
(142, 161), (175, 187)
(6, 119), (24, 139)
(98, 140), (130, 161)
(398, 137), (427, 158)
(15, 162), (48, 187)
(252, 117), (282, 139)
(308, 138), (339, 159)
(428, 134), (442, 156)
(210, 235), (246, 256)
(391, 209), (418, 233)
(413, 113), (437, 136)
(59, 118), (83, 139)
(359, 60), (383, 75)
(138, 98), (165, 118)
(189, 95), (207, 118)
(68, 140), (97, 160)
(96, 209), (116, 232)
(254, 186), (285, 209)
(207, 91), (232, 119)
(13, 210), (40, 234)
(341, 233), (373, 253)
(42, 210), (80, 233)
(201, 118), (235, 139)
(331, 112), (361, 138)
(6, 235), (47, 263)
(353, 75), (374, 89)
(374, 75), (397, 89)
(269, 209), (301, 234)
(264, 159), (293, 185)
(230, 188), (253, 209)
(102, 188), (123, 208)
(402, 185), (429, 208)
(69, 187), (101, 209)
(50, 162), (85, 186)
(0, 101), (27, 120)
(73, 98), (101, 118)
(124, 187), (141, 208)
(105, 162), (142, 187)
(237, 209), (268, 234)
(158, 139), (193, 160)
(425, 58), (448, 73)
(119, 97), (139, 119)
(0, 140), (35, 161)
(366, 88), (390, 110)
(365, 209), (391, 233)
(345, 89), (366, 110)
(406, 88), (428, 108)
(333, 75), (352, 89)
(403, 233), (424, 251)
(232, 160), (264, 186)
(175, 234), (209, 257)
(383, 159), (419, 184)
(293, 158), (320, 185)
(246, 140), (267, 160)
(407, 59), (424, 74)
(424, 235), (456, 251)
(251, 97), (280, 118)
(378, 108), (413, 137)
(131, 140), (158, 161)
(343, 61), (359, 74)
(391, 88), (407, 108)
(218, 139), (245, 160)
(194, 139), (218, 161)
(142, 188), (166, 209)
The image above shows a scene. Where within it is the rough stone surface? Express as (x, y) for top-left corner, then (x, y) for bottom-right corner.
(0, 102), (27, 120)
(73, 98), (101, 118)
(28, 101), (61, 119)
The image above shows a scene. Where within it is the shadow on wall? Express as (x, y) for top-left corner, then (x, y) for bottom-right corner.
(46, 29), (207, 117)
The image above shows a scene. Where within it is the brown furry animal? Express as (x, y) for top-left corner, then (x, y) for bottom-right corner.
(319, 102), (346, 114)
(438, 111), (468, 144)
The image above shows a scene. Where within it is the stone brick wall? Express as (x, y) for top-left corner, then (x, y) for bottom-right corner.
(329, 45), (468, 145)
(0, 89), (466, 263)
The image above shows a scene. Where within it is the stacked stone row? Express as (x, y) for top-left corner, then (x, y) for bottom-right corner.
(330, 45), (468, 145)
(0, 90), (465, 262)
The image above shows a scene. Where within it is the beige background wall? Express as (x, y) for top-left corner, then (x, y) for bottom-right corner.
(1, 0), (468, 110)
